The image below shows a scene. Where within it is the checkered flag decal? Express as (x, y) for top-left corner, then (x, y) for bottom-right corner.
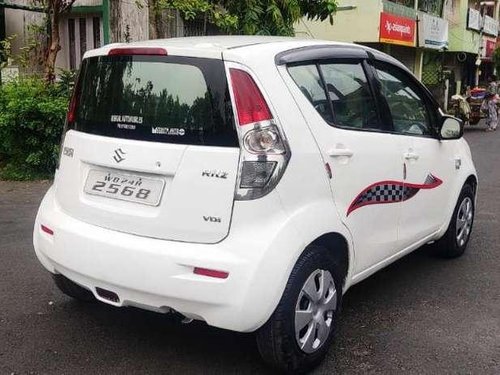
(347, 174), (443, 216)
(353, 183), (404, 206)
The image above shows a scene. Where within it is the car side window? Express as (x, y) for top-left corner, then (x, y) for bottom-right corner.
(319, 62), (380, 130)
(373, 61), (433, 136)
(289, 62), (381, 130)
(288, 64), (333, 123)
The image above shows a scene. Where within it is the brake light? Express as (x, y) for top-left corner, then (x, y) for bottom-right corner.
(108, 47), (167, 56)
(193, 267), (229, 279)
(230, 68), (272, 125)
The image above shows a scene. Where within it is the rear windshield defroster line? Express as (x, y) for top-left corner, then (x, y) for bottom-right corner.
(69, 55), (238, 147)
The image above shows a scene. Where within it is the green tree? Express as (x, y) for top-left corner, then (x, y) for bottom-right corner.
(30, 0), (77, 82)
(144, 0), (337, 36)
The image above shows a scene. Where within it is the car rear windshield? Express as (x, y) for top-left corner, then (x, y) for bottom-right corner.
(70, 55), (238, 147)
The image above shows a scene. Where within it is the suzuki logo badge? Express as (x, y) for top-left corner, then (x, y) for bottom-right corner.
(113, 148), (126, 163)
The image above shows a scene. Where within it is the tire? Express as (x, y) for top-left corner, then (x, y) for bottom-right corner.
(256, 246), (342, 374)
(432, 183), (475, 258)
(53, 274), (96, 302)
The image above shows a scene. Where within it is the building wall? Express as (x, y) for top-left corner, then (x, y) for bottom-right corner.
(447, 0), (482, 54)
(4, 0), (149, 73)
(4, 1), (45, 67)
(294, 0), (383, 42)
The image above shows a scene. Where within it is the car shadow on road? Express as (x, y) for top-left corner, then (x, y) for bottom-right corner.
(51, 294), (272, 373)
(42, 244), (456, 374)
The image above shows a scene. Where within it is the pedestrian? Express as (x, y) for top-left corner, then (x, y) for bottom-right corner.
(487, 74), (498, 95)
(481, 91), (498, 132)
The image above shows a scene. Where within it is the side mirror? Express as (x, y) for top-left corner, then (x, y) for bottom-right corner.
(439, 115), (463, 140)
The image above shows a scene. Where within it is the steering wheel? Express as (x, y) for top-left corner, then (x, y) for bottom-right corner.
(406, 122), (428, 135)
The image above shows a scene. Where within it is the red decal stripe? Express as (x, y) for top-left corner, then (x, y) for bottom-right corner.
(346, 174), (443, 216)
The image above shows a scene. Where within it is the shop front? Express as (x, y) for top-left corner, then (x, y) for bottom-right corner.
(377, 11), (417, 72)
(418, 12), (449, 107)
(478, 15), (499, 86)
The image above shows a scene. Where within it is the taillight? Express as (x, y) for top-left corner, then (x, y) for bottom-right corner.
(66, 65), (82, 125)
(66, 87), (79, 123)
(243, 126), (286, 154)
(229, 67), (290, 200)
(230, 69), (272, 125)
(58, 68), (81, 169)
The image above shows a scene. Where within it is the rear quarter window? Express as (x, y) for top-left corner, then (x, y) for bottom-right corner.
(71, 55), (238, 147)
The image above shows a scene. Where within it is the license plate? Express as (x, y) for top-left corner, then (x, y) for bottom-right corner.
(84, 170), (165, 206)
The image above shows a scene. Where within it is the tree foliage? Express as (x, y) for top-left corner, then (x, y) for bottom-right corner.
(0, 77), (70, 180)
(145, 0), (337, 36)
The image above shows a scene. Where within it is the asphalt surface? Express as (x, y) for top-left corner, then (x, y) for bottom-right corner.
(1, 124), (499, 374)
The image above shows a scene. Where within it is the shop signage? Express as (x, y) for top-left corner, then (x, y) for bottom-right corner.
(467, 8), (481, 31)
(379, 12), (416, 47)
(483, 38), (496, 58)
(418, 12), (449, 50)
(483, 15), (499, 37)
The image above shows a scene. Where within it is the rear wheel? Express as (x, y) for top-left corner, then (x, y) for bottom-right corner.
(53, 274), (96, 302)
(256, 246), (342, 373)
(432, 184), (475, 258)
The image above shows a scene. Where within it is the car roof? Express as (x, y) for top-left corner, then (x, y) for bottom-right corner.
(82, 35), (407, 73)
(84, 36), (357, 59)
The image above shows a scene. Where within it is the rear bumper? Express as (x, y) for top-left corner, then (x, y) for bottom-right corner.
(34, 186), (296, 332)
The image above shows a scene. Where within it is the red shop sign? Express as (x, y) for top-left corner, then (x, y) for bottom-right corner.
(379, 12), (416, 47)
(485, 39), (496, 58)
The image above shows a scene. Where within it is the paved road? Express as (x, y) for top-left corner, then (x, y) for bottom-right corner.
(1, 124), (499, 374)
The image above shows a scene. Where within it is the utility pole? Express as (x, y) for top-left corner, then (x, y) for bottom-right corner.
(415, 0), (424, 80)
(475, 1), (486, 86)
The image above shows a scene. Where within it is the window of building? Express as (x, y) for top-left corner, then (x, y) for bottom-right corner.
(93, 17), (101, 48)
(65, 14), (103, 70)
(418, 0), (444, 17)
(386, 0), (416, 8)
(68, 18), (76, 70)
(79, 18), (87, 62)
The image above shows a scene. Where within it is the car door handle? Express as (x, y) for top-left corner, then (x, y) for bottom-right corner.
(328, 148), (354, 157)
(403, 151), (420, 160)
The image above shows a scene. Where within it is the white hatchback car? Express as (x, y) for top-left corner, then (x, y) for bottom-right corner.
(34, 36), (477, 373)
